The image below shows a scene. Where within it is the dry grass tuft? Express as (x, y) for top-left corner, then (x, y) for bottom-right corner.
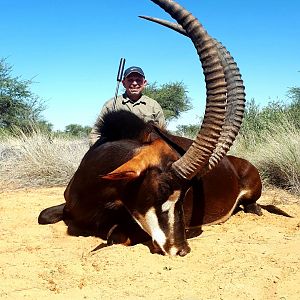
(231, 117), (300, 196)
(0, 129), (88, 190)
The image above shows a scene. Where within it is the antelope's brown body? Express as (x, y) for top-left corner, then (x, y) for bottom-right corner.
(39, 112), (262, 255)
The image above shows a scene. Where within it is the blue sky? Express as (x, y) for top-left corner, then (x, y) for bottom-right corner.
(2, 0), (300, 130)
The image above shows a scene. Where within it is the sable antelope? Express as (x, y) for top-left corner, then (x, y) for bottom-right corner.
(38, 0), (283, 256)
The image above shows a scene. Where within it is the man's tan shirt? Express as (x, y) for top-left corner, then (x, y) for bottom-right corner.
(89, 93), (166, 145)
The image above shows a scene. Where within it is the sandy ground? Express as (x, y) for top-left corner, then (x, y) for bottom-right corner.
(0, 187), (299, 300)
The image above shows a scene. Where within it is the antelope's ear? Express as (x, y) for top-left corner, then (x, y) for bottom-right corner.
(101, 170), (138, 181)
(100, 139), (167, 181)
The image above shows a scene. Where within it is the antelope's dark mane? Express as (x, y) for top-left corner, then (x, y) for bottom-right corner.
(95, 110), (152, 142)
(94, 109), (191, 157)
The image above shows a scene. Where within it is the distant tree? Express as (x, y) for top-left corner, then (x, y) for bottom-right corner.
(0, 58), (46, 131)
(143, 81), (192, 122)
(288, 86), (300, 103)
(287, 86), (300, 128)
(65, 124), (91, 137)
(37, 120), (53, 133)
(175, 124), (199, 138)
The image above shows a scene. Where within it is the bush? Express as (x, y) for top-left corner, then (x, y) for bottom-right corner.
(0, 127), (88, 190)
(231, 114), (300, 195)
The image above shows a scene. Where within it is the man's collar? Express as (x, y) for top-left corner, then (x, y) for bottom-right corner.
(122, 93), (146, 105)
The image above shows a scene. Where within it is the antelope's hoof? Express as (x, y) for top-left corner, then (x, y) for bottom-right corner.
(244, 203), (263, 216)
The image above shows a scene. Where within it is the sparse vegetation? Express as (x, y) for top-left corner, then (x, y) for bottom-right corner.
(230, 114), (300, 195)
(230, 90), (300, 195)
(1, 102), (299, 196)
(0, 56), (299, 196)
(0, 126), (88, 190)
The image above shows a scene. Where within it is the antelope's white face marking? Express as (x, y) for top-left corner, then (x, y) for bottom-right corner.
(169, 246), (180, 256)
(161, 199), (176, 242)
(162, 191), (180, 244)
(133, 207), (167, 254)
(161, 199), (174, 212)
(132, 190), (181, 255)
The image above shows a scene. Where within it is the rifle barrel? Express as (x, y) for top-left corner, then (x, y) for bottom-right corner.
(113, 58), (126, 110)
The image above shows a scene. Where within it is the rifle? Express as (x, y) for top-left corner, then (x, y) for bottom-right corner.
(113, 58), (126, 110)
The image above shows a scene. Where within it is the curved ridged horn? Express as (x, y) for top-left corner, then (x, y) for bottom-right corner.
(149, 0), (227, 180)
(139, 16), (246, 172)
